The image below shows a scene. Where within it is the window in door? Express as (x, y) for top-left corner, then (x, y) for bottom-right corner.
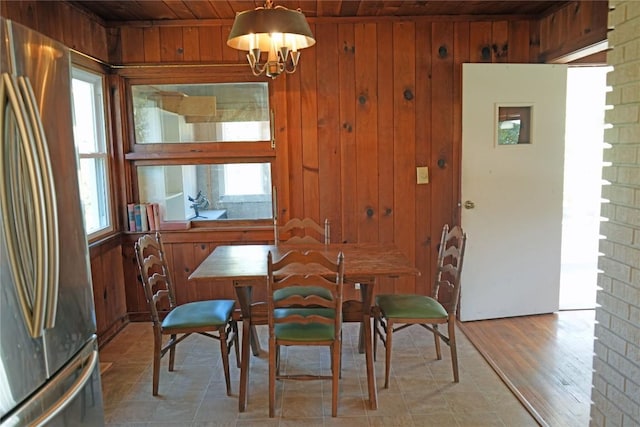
(71, 67), (113, 238)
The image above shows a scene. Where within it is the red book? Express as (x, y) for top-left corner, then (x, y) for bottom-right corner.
(146, 203), (156, 231)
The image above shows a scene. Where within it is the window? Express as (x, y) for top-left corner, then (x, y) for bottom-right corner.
(137, 163), (273, 221)
(496, 105), (532, 145)
(71, 67), (112, 237)
(128, 80), (274, 223)
(131, 82), (271, 144)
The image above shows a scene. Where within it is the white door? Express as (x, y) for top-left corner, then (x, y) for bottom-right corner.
(460, 63), (568, 322)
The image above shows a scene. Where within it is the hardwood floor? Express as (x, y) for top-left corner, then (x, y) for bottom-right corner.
(458, 309), (596, 427)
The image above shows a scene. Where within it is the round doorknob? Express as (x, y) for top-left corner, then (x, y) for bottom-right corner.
(464, 200), (475, 209)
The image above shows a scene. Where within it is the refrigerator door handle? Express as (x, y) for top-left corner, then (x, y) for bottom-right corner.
(18, 75), (60, 330)
(30, 348), (99, 427)
(0, 72), (49, 338)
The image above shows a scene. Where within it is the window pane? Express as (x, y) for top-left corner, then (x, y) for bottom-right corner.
(137, 163), (272, 221)
(132, 83), (271, 144)
(497, 106), (532, 145)
(77, 158), (109, 234)
(72, 67), (111, 236)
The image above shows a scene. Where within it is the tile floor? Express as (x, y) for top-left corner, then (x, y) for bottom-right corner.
(99, 322), (537, 426)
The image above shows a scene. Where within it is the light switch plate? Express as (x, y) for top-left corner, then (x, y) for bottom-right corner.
(416, 166), (429, 184)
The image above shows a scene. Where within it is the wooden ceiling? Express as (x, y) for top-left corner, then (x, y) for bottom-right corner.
(70, 1), (569, 23)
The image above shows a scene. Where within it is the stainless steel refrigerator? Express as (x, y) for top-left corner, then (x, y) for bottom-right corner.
(0, 18), (105, 426)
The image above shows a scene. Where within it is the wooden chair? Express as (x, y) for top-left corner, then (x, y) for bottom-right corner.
(373, 224), (467, 386)
(267, 249), (345, 417)
(273, 217), (332, 301)
(134, 232), (239, 396)
(274, 217), (330, 245)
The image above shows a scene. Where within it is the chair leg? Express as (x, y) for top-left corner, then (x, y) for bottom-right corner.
(448, 320), (459, 382)
(433, 324), (442, 360)
(233, 321), (241, 368)
(331, 341), (341, 417)
(384, 320), (393, 389)
(373, 316), (378, 361)
(168, 333), (177, 371)
(268, 337), (277, 418)
(219, 326), (232, 396)
(238, 319), (251, 412)
(339, 330), (343, 379)
(152, 336), (162, 396)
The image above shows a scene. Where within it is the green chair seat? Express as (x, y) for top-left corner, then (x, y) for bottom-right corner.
(274, 308), (336, 341)
(163, 299), (236, 330)
(375, 294), (447, 319)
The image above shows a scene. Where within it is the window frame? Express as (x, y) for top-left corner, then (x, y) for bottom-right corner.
(71, 59), (116, 241)
(122, 70), (277, 228)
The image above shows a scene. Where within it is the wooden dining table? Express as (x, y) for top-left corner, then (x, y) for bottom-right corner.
(188, 242), (420, 412)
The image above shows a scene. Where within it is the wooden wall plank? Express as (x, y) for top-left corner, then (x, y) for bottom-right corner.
(143, 27), (161, 62)
(392, 21), (416, 295)
(198, 25), (223, 62)
(119, 27), (144, 63)
(300, 24), (320, 221)
(159, 26), (184, 62)
(355, 22), (379, 243)
(221, 24), (243, 62)
(316, 23), (342, 235)
(376, 21), (394, 248)
(1, 1), (39, 29)
(508, 20), (531, 63)
(167, 241), (196, 305)
(492, 21), (509, 63)
(567, 1), (583, 41)
(469, 21), (492, 63)
(339, 23), (357, 243)
(104, 245), (126, 330)
(182, 26), (201, 61)
(414, 21), (434, 296)
(272, 72), (290, 224)
(430, 21), (455, 300)
(284, 56), (304, 220)
(90, 256), (107, 335)
(122, 243), (146, 315)
(35, 2), (64, 45)
(448, 21), (470, 303)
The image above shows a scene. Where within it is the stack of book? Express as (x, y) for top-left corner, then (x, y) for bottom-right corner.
(127, 203), (161, 232)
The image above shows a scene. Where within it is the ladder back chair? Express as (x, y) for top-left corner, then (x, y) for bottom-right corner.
(274, 217), (330, 245)
(134, 232), (239, 396)
(273, 217), (332, 301)
(267, 249), (345, 417)
(373, 224), (467, 386)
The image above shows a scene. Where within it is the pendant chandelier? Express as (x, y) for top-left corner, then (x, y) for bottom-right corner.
(227, 0), (315, 79)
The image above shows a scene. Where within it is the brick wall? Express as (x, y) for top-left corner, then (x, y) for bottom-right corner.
(591, 1), (640, 425)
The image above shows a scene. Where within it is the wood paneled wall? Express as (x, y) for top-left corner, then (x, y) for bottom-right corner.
(114, 17), (540, 307)
(1, 0), (109, 62)
(89, 236), (128, 346)
(538, 1), (609, 62)
(0, 1), (609, 332)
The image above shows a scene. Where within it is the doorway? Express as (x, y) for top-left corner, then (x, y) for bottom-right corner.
(559, 66), (610, 310)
